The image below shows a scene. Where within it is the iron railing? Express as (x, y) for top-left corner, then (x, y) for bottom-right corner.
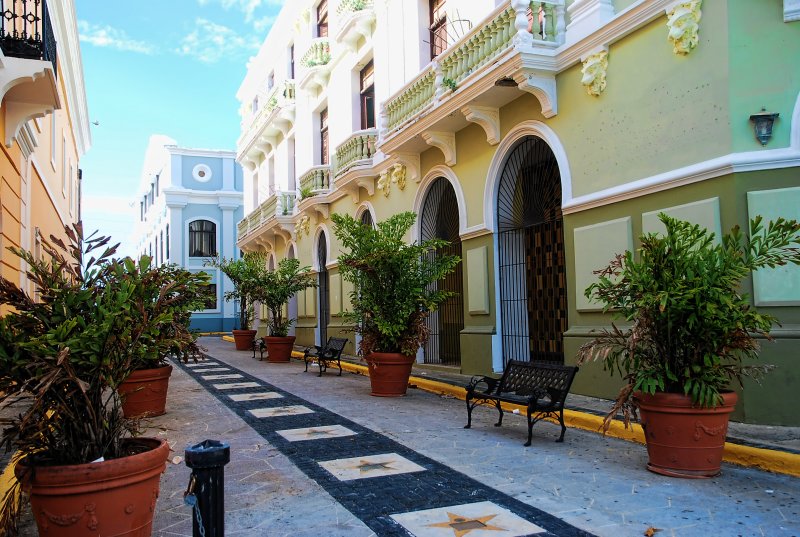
(0, 0), (57, 73)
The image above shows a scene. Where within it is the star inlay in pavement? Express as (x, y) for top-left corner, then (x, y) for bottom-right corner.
(306, 429), (337, 437)
(357, 460), (394, 473)
(426, 512), (505, 536)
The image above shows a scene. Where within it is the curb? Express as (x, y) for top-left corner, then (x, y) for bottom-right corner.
(291, 351), (800, 478)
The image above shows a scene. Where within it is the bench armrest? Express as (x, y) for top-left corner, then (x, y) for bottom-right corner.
(466, 375), (499, 394)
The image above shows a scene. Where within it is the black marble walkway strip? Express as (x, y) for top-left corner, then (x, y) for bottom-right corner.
(174, 356), (595, 537)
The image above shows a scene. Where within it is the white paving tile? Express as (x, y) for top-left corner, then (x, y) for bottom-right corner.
(213, 382), (261, 390)
(276, 425), (357, 442)
(201, 374), (243, 380)
(192, 367), (231, 373)
(248, 405), (314, 418)
(186, 362), (218, 368)
(228, 392), (283, 402)
(318, 453), (425, 481)
(391, 501), (546, 537)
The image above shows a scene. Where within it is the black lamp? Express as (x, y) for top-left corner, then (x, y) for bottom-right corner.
(749, 108), (779, 146)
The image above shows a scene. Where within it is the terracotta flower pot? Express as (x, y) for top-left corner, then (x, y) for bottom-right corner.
(635, 390), (738, 478)
(366, 352), (415, 397)
(16, 438), (170, 537)
(119, 365), (173, 418)
(263, 335), (296, 363)
(232, 329), (257, 350)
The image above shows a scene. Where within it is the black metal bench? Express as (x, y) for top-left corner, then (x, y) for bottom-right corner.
(303, 337), (348, 376)
(465, 360), (578, 446)
(252, 338), (266, 360)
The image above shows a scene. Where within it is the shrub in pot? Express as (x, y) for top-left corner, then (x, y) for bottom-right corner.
(332, 211), (460, 396)
(205, 252), (268, 350)
(252, 258), (316, 363)
(578, 214), (800, 478)
(0, 225), (171, 536)
(116, 257), (209, 418)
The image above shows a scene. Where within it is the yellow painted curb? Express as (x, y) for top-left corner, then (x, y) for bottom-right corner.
(222, 335), (235, 343)
(292, 351), (800, 477)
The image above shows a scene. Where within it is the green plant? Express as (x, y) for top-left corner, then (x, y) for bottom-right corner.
(578, 214), (800, 430)
(299, 184), (315, 200)
(205, 252), (268, 331)
(252, 258), (316, 337)
(442, 77), (457, 92)
(332, 211), (460, 356)
(0, 226), (173, 532)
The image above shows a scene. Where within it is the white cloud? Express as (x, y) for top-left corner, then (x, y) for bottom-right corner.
(77, 21), (154, 54)
(176, 18), (261, 63)
(197, 0), (283, 25)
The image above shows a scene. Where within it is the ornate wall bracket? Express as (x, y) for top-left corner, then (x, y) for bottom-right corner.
(512, 70), (558, 118)
(295, 215), (311, 238)
(421, 131), (456, 166)
(580, 46), (609, 96)
(461, 105), (500, 145)
(666, 0), (703, 55)
(377, 170), (392, 197)
(392, 152), (421, 183)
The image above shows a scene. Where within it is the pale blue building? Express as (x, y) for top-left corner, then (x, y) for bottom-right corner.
(133, 135), (244, 332)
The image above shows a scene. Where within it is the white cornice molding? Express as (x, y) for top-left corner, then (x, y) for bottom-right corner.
(48, 0), (91, 156)
(785, 0), (800, 22)
(166, 146), (237, 158)
(562, 146), (800, 215)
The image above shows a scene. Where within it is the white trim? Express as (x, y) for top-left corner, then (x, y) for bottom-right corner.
(785, 0), (800, 22)
(312, 224), (331, 272)
(483, 120), (574, 233)
(355, 201), (377, 226)
(286, 241), (297, 259)
(412, 166), (469, 242)
(166, 146), (236, 158)
(192, 163), (213, 183)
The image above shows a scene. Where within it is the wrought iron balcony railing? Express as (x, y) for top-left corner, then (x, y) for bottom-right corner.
(334, 129), (377, 176)
(0, 0), (57, 74)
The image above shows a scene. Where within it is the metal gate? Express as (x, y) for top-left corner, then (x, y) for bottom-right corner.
(317, 232), (329, 344)
(497, 137), (567, 366)
(421, 177), (464, 366)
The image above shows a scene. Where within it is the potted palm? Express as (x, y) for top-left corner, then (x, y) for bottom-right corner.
(0, 225), (171, 536)
(117, 257), (209, 418)
(332, 211), (460, 396)
(578, 214), (800, 478)
(253, 258), (317, 363)
(206, 252), (268, 350)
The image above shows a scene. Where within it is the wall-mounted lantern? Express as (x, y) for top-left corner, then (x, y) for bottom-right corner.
(749, 108), (779, 146)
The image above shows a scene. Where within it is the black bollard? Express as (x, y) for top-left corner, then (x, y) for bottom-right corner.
(185, 439), (231, 537)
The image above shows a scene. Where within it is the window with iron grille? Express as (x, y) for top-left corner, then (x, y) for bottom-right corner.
(360, 61), (375, 130)
(429, 0), (447, 59)
(317, 0), (328, 37)
(189, 220), (217, 257)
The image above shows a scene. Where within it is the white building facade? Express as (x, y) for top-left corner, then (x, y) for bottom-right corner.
(133, 135), (244, 332)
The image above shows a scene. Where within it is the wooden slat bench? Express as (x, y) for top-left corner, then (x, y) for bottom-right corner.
(464, 360), (578, 446)
(303, 337), (348, 376)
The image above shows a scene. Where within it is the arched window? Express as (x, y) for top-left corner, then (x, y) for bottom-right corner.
(189, 220), (217, 257)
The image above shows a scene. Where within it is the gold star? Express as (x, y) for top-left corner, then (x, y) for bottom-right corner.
(356, 460), (393, 473)
(305, 429), (335, 437)
(426, 512), (506, 536)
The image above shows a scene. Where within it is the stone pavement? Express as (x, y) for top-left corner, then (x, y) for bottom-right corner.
(17, 337), (798, 536)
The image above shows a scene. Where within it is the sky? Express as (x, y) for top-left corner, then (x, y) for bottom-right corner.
(76, 0), (284, 257)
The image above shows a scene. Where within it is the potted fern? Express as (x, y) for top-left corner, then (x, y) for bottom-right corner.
(0, 225), (171, 536)
(578, 214), (800, 478)
(205, 252), (268, 350)
(332, 211), (460, 396)
(253, 258), (316, 362)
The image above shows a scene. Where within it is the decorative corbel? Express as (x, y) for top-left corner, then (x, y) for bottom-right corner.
(580, 46), (609, 96)
(461, 105), (500, 145)
(295, 214), (311, 238)
(393, 152), (421, 182)
(421, 131), (456, 166)
(513, 71), (558, 118)
(666, 0), (702, 55)
(391, 164), (407, 191)
(377, 170), (392, 197)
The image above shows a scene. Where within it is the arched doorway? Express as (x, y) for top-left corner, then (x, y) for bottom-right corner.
(496, 136), (567, 365)
(316, 232), (329, 345)
(420, 177), (464, 366)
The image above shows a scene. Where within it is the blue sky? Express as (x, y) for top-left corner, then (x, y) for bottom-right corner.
(76, 0), (283, 257)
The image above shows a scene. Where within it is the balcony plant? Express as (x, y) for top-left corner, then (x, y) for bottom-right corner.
(332, 211), (460, 396)
(116, 257), (209, 418)
(0, 225), (171, 536)
(252, 258), (316, 363)
(205, 252), (268, 350)
(578, 213), (800, 478)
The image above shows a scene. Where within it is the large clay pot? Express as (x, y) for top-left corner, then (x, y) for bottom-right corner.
(635, 391), (738, 478)
(119, 365), (173, 418)
(16, 438), (170, 537)
(232, 329), (257, 350)
(366, 352), (415, 397)
(263, 336), (296, 363)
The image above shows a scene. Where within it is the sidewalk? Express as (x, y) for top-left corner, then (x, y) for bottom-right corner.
(146, 337), (799, 536)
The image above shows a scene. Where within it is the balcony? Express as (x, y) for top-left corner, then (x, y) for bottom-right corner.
(297, 38), (331, 93)
(0, 0), (61, 147)
(237, 80), (296, 168)
(237, 190), (297, 251)
(379, 0), (564, 160)
(299, 165), (331, 196)
(335, 0), (375, 51)
(334, 129), (377, 176)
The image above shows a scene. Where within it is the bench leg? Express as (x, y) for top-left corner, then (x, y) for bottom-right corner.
(318, 360), (324, 377)
(525, 408), (534, 447)
(493, 400), (504, 427)
(252, 341), (257, 360)
(464, 395), (475, 429)
(556, 409), (566, 443)
(260, 344), (265, 361)
(304, 353), (311, 372)
(336, 358), (342, 376)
